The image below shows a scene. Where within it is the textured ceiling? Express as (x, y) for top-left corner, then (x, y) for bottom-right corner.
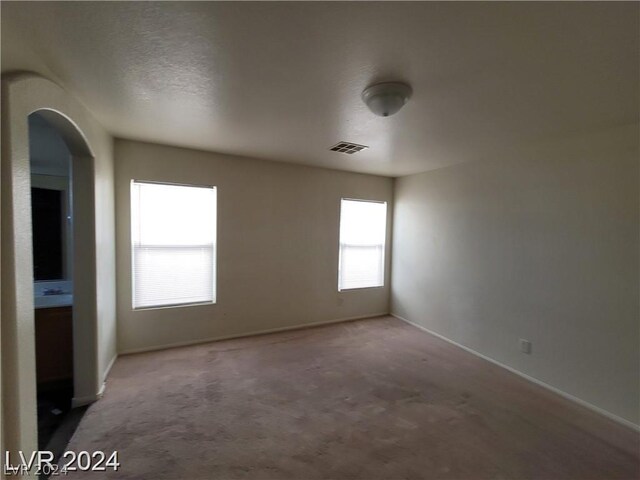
(2, 2), (638, 176)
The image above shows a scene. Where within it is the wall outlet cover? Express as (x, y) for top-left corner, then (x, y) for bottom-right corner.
(519, 339), (532, 354)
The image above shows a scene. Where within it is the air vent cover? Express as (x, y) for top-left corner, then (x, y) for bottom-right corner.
(329, 142), (368, 154)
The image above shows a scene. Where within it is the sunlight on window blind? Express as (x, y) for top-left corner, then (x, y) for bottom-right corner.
(338, 199), (387, 291)
(131, 181), (216, 309)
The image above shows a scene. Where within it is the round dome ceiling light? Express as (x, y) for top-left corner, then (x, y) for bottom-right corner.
(361, 82), (412, 117)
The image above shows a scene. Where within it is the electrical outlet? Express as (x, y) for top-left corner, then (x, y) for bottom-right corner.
(519, 339), (532, 355)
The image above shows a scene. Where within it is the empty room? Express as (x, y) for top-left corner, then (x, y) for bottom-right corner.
(1, 2), (638, 479)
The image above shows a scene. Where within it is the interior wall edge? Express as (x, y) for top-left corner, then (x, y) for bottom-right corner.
(392, 313), (640, 432)
(102, 354), (118, 382)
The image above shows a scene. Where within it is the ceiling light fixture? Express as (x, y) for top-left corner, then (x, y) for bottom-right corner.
(362, 82), (412, 117)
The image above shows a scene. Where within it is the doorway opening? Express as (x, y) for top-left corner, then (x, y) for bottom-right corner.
(28, 110), (94, 458)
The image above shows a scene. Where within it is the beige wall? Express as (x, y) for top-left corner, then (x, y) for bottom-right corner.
(1, 74), (117, 457)
(392, 124), (639, 426)
(115, 139), (393, 353)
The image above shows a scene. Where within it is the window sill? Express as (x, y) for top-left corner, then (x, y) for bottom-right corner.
(338, 285), (385, 292)
(132, 301), (216, 311)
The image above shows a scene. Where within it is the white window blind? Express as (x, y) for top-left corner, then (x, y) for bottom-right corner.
(131, 181), (216, 309)
(338, 199), (387, 291)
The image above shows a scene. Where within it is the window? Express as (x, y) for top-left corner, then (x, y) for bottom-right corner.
(338, 198), (387, 291)
(131, 181), (216, 309)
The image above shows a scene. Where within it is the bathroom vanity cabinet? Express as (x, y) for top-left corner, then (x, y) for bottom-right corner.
(35, 306), (73, 385)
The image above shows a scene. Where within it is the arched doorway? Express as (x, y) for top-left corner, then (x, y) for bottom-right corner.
(27, 110), (98, 453)
(0, 72), (117, 464)
(30, 108), (99, 403)
(1, 73), (116, 461)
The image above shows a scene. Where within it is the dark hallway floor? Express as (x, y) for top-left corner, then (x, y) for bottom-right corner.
(65, 316), (639, 479)
(37, 380), (74, 451)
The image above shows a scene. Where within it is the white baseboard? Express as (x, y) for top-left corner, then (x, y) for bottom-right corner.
(71, 384), (104, 408)
(71, 356), (116, 408)
(103, 354), (117, 382)
(392, 313), (640, 432)
(119, 312), (390, 356)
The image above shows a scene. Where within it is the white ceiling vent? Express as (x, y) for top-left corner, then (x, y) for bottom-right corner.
(329, 142), (368, 154)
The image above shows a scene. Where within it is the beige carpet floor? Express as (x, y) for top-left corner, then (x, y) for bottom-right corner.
(65, 316), (639, 479)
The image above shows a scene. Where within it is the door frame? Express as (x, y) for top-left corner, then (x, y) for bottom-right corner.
(1, 73), (116, 460)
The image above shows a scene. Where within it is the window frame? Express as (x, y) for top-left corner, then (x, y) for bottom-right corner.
(130, 179), (217, 310)
(337, 197), (387, 292)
